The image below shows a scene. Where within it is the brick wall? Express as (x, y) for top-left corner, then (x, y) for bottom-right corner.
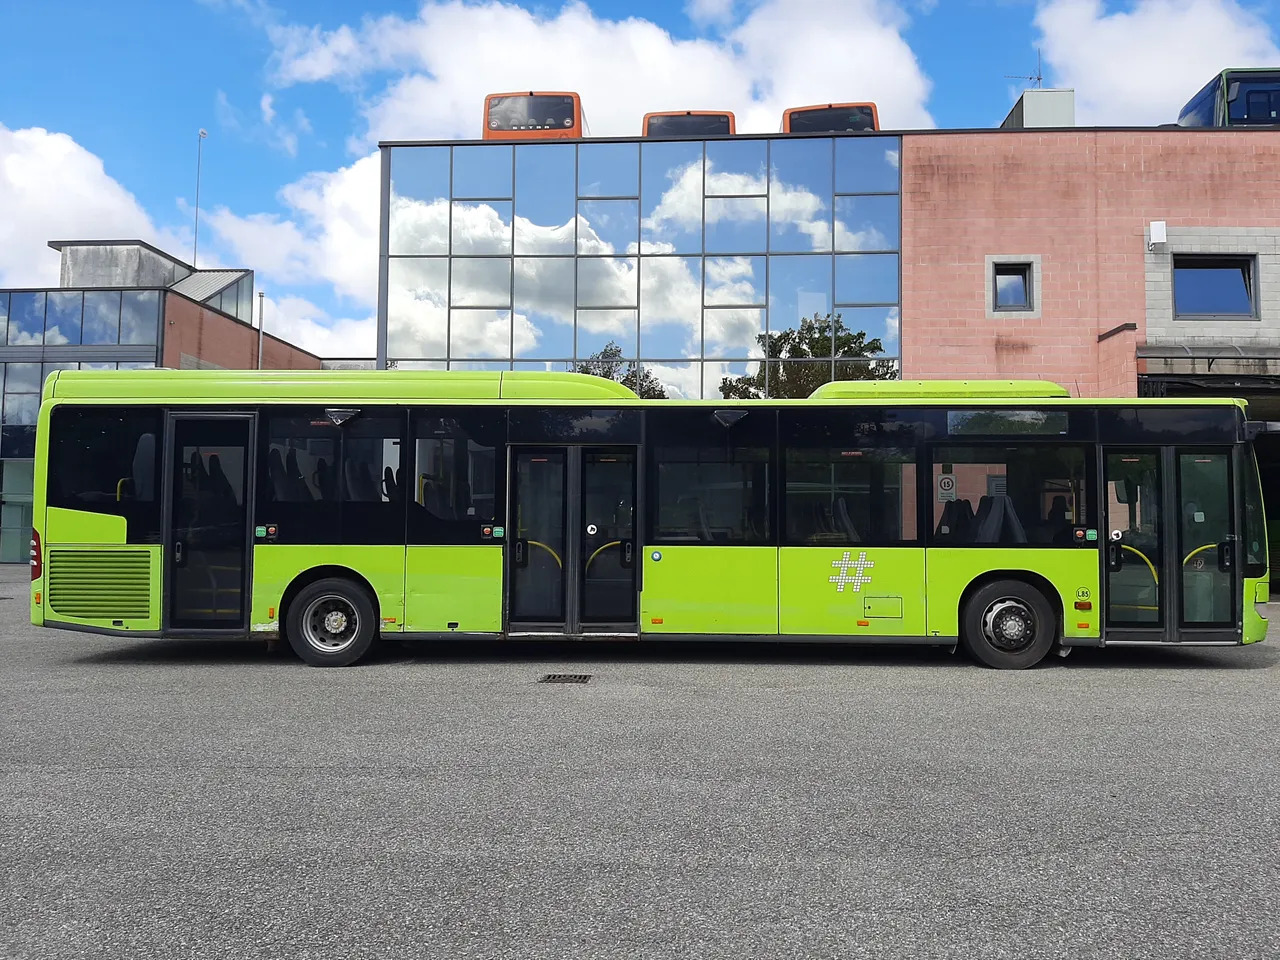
(161, 293), (321, 371)
(901, 129), (1280, 396)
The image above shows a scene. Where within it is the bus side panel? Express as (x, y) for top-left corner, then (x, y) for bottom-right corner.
(779, 547), (925, 636)
(1245, 577), (1269, 644)
(404, 545), (503, 633)
(251, 545), (407, 634)
(641, 546), (777, 635)
(924, 548), (1100, 640)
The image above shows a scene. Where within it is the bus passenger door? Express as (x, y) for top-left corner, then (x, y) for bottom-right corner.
(507, 445), (637, 635)
(165, 414), (253, 631)
(1103, 448), (1240, 642)
(1175, 449), (1239, 639)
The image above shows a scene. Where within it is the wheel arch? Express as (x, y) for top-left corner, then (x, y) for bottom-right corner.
(958, 569), (1063, 638)
(279, 565), (381, 631)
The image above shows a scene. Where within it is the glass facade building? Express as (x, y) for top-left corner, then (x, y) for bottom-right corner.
(0, 288), (163, 560)
(377, 133), (902, 398)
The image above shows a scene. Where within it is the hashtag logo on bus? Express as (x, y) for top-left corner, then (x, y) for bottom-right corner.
(830, 551), (874, 593)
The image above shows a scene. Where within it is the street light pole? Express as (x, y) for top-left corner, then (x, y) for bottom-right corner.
(193, 128), (208, 267)
(257, 291), (265, 369)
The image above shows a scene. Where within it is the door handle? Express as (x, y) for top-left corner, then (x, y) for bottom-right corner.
(1218, 540), (1235, 573)
(621, 540), (634, 568)
(173, 540), (185, 567)
(1106, 543), (1122, 572)
(514, 539), (528, 567)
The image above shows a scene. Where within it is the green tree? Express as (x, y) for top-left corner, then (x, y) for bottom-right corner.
(572, 341), (668, 399)
(719, 311), (898, 400)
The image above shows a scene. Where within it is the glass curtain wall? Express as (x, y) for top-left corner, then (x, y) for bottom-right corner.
(382, 135), (902, 398)
(0, 289), (160, 561)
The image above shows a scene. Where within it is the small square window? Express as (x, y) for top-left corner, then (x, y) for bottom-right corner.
(993, 263), (1033, 311)
(1173, 255), (1255, 318)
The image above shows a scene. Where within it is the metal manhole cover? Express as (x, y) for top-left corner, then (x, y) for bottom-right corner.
(539, 674), (591, 684)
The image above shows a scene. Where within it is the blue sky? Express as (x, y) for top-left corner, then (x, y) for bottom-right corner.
(0, 0), (1277, 355)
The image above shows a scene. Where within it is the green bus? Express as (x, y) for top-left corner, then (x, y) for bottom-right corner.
(1177, 67), (1280, 127)
(29, 370), (1269, 669)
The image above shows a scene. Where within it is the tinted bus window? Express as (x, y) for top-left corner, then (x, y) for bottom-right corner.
(408, 410), (504, 545)
(645, 113), (733, 137)
(787, 105), (877, 133)
(648, 408), (774, 545)
(931, 445), (1089, 547)
(487, 95), (577, 132)
(947, 409), (1070, 436)
(785, 445), (916, 545)
(1178, 75), (1220, 127)
(47, 406), (162, 543)
(1227, 74), (1280, 124)
(259, 408), (404, 545)
(1243, 449), (1267, 578)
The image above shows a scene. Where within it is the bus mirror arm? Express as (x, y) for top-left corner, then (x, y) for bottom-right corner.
(1244, 420), (1280, 439)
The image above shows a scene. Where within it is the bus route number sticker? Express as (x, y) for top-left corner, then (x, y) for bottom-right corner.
(937, 473), (957, 501)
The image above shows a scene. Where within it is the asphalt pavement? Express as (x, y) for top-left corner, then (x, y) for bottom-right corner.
(3, 565), (1279, 959)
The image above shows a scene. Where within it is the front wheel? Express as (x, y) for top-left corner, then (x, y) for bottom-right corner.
(961, 580), (1056, 669)
(286, 578), (376, 667)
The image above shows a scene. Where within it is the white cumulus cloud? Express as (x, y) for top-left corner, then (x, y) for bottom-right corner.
(0, 124), (182, 287)
(1036, 0), (1280, 124)
(263, 0), (933, 145)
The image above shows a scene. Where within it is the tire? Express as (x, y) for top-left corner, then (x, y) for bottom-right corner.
(961, 579), (1056, 670)
(285, 578), (376, 667)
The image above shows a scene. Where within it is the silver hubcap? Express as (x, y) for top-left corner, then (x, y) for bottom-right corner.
(981, 598), (1036, 653)
(302, 594), (360, 654)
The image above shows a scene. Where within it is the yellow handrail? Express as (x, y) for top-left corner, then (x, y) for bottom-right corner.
(1121, 544), (1159, 586)
(1182, 543), (1219, 567)
(526, 540), (562, 569)
(585, 540), (622, 571)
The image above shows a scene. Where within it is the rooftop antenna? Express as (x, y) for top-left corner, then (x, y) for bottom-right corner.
(193, 128), (208, 267)
(1005, 48), (1045, 89)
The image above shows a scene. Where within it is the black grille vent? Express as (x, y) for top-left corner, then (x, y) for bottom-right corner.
(539, 674), (591, 684)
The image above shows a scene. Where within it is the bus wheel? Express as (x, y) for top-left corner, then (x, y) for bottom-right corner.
(961, 580), (1055, 670)
(286, 578), (376, 667)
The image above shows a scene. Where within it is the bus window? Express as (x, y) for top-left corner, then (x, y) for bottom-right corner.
(259, 407), (404, 545)
(648, 408), (774, 545)
(1244, 448), (1268, 579)
(484, 92), (582, 140)
(785, 445), (917, 546)
(1178, 74), (1221, 127)
(1227, 73), (1280, 124)
(783, 103), (879, 133)
(930, 445), (1089, 547)
(643, 111), (735, 137)
(46, 406), (162, 543)
(407, 410), (504, 545)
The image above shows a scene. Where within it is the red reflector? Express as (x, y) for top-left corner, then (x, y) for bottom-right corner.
(1074, 601), (1092, 611)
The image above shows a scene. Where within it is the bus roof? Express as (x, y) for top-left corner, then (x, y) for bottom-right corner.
(809, 380), (1069, 399)
(40, 369), (1249, 410)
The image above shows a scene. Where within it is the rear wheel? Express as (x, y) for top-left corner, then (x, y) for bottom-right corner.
(286, 578), (376, 667)
(961, 580), (1055, 669)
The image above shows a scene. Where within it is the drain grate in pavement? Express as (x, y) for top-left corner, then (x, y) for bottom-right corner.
(539, 674), (591, 684)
